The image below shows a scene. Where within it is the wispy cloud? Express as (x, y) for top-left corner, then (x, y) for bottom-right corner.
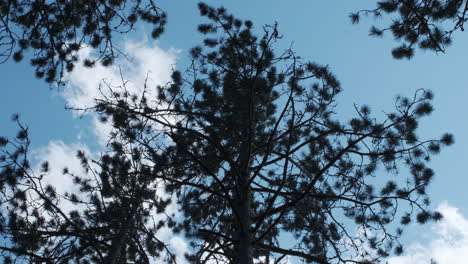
(388, 202), (468, 264)
(31, 140), (91, 214)
(62, 41), (177, 145)
(63, 42), (177, 109)
(32, 140), (90, 194)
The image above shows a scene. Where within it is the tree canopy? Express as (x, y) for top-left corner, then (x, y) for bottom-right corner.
(0, 0), (165, 84)
(352, 0), (468, 59)
(90, 4), (453, 263)
(4, 0), (468, 85)
(0, 2), (457, 264)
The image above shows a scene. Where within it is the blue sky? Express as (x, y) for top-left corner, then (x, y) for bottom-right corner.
(1, 1), (468, 263)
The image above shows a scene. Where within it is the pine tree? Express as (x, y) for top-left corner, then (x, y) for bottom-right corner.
(0, 117), (176, 264)
(0, 0), (166, 84)
(351, 0), (466, 59)
(93, 4), (453, 263)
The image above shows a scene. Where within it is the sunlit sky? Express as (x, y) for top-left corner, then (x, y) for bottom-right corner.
(2, 1), (468, 263)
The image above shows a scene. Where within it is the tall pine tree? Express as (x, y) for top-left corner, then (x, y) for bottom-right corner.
(93, 4), (453, 263)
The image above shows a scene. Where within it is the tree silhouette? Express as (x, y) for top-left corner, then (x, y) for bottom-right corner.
(0, 0), (165, 84)
(0, 117), (176, 264)
(352, 0), (468, 59)
(92, 4), (453, 263)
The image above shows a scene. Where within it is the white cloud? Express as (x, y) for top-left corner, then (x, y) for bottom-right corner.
(147, 190), (190, 263)
(63, 42), (177, 109)
(255, 256), (292, 264)
(388, 202), (468, 264)
(32, 140), (90, 194)
(169, 236), (190, 263)
(31, 140), (91, 213)
(91, 115), (114, 146)
(62, 41), (178, 145)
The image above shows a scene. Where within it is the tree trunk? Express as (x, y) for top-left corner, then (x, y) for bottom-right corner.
(235, 188), (253, 264)
(107, 223), (129, 264)
(234, 80), (255, 264)
(234, 141), (254, 264)
(107, 208), (136, 264)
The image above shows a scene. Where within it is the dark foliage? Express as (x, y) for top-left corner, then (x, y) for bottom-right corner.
(0, 119), (176, 264)
(92, 4), (452, 263)
(352, 0), (468, 59)
(0, 0), (166, 84)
